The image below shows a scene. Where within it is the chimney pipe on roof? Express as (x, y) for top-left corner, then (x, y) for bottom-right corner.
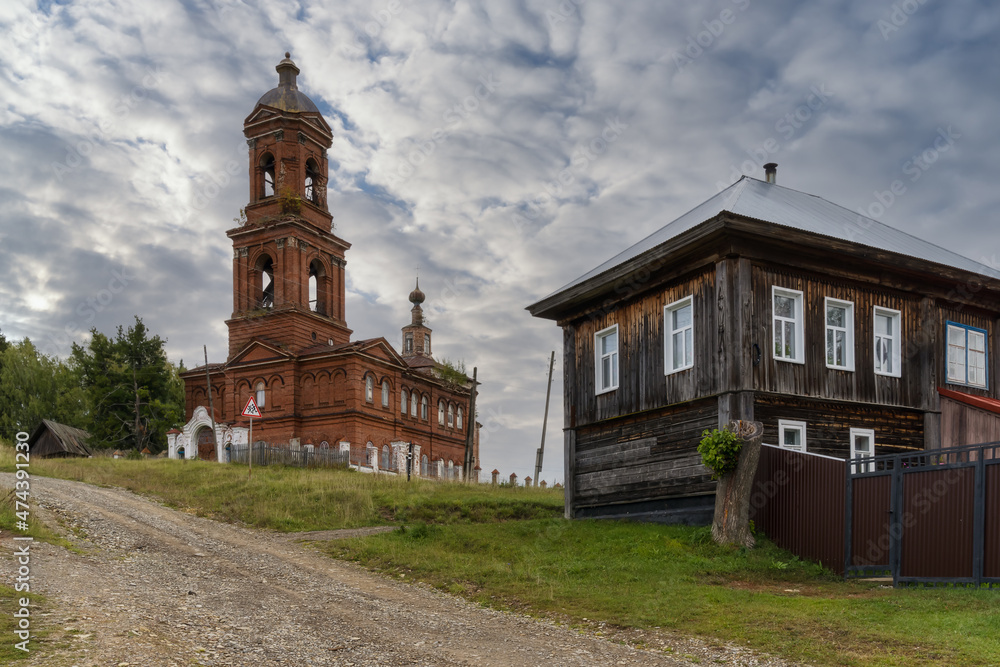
(764, 163), (777, 184)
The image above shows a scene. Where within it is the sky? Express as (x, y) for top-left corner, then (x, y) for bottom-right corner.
(2, 0), (999, 484)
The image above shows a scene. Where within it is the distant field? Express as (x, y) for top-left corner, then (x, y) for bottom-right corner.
(4, 446), (999, 666)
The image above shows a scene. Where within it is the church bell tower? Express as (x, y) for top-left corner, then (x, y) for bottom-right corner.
(226, 54), (352, 357)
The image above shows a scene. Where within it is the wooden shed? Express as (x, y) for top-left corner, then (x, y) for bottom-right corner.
(28, 420), (93, 458)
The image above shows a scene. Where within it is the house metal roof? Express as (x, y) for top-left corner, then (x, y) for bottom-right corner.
(542, 176), (1000, 300)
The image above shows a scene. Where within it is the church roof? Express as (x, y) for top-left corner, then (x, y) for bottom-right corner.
(535, 175), (1000, 306)
(255, 53), (320, 114)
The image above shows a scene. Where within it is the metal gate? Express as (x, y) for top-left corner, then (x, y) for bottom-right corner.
(845, 441), (1000, 587)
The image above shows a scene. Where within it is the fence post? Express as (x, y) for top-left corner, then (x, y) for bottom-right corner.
(844, 457), (852, 579)
(974, 445), (986, 587)
(890, 458), (902, 586)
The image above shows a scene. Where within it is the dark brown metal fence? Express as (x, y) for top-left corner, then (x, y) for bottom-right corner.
(750, 444), (846, 574)
(845, 442), (1000, 587)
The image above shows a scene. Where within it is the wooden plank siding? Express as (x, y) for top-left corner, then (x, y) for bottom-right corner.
(751, 265), (926, 407)
(573, 398), (718, 508)
(755, 393), (923, 458)
(567, 268), (716, 428)
(941, 396), (1000, 446)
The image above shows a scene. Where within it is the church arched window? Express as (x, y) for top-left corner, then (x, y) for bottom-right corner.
(308, 259), (325, 314)
(401, 389), (408, 414)
(365, 375), (374, 403)
(381, 380), (390, 407)
(305, 158), (319, 203)
(438, 400), (445, 426)
(457, 407), (463, 431)
(410, 390), (418, 417)
(257, 255), (274, 309)
(421, 454), (428, 477)
(260, 153), (275, 198)
(421, 395), (428, 420)
(381, 444), (390, 470)
(255, 381), (266, 408)
(447, 403), (454, 428)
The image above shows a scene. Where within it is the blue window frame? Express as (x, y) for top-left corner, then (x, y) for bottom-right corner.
(946, 321), (988, 388)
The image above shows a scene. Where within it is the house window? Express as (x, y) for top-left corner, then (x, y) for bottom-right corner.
(447, 403), (455, 428)
(457, 407), (463, 430)
(365, 375), (374, 403)
(874, 307), (902, 377)
(850, 428), (875, 474)
(772, 287), (804, 363)
(401, 389), (408, 414)
(595, 325), (619, 394)
(438, 400), (445, 425)
(255, 382), (266, 409)
(404, 333), (413, 354)
(947, 322), (988, 388)
(825, 298), (855, 371)
(664, 296), (693, 374)
(778, 419), (806, 452)
(421, 395), (428, 420)
(381, 380), (390, 407)
(411, 391), (418, 417)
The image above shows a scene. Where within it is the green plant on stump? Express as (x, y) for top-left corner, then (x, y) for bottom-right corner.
(698, 427), (743, 479)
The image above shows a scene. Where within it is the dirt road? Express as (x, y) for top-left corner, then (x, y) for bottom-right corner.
(1, 475), (792, 666)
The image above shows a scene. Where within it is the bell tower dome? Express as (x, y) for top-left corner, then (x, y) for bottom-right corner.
(225, 54), (352, 358)
(402, 278), (433, 359)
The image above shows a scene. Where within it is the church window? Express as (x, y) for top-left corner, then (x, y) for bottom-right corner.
(447, 403), (454, 428)
(260, 153), (275, 198)
(305, 158), (319, 203)
(255, 382), (266, 408)
(258, 256), (274, 309)
(410, 390), (418, 417)
(425, 333), (431, 354)
(381, 444), (390, 470)
(457, 407), (463, 430)
(421, 454), (428, 477)
(308, 260), (325, 314)
(404, 333), (413, 354)
(365, 375), (374, 403)
(421, 395), (428, 420)
(438, 400), (445, 426)
(401, 389), (408, 414)
(381, 380), (390, 407)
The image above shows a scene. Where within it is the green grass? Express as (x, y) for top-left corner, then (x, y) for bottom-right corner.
(326, 520), (1000, 666)
(1, 449), (563, 532)
(5, 445), (1000, 666)
(0, 585), (44, 662)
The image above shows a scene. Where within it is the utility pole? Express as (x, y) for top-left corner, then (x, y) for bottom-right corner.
(463, 367), (478, 481)
(204, 345), (218, 460)
(534, 351), (555, 487)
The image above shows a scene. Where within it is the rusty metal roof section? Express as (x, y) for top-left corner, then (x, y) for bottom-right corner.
(28, 419), (93, 458)
(256, 52), (320, 114)
(532, 176), (1000, 308)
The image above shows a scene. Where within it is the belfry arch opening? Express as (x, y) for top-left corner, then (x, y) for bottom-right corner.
(305, 158), (319, 204)
(260, 152), (275, 198)
(257, 255), (274, 309)
(309, 259), (326, 314)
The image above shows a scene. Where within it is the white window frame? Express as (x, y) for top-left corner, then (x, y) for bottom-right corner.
(664, 296), (694, 375)
(778, 419), (807, 452)
(421, 395), (428, 420)
(365, 375), (374, 403)
(438, 400), (445, 426)
(255, 381), (266, 409)
(457, 407), (463, 430)
(946, 321), (988, 389)
(850, 428), (875, 474)
(381, 380), (390, 407)
(410, 391), (418, 417)
(772, 287), (805, 364)
(595, 324), (619, 394)
(873, 306), (902, 378)
(824, 297), (855, 371)
(447, 403), (455, 428)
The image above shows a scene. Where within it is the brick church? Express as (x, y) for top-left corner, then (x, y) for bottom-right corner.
(170, 55), (478, 478)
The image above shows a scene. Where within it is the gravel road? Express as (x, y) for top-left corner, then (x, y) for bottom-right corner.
(0, 475), (797, 666)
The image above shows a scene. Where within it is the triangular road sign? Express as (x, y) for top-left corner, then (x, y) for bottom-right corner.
(241, 396), (261, 418)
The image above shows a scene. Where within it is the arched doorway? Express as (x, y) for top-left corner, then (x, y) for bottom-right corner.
(196, 426), (217, 461)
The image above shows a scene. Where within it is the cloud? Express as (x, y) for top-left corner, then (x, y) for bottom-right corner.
(1, 0), (998, 482)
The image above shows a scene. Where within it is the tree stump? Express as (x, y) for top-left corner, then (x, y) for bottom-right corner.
(711, 420), (764, 548)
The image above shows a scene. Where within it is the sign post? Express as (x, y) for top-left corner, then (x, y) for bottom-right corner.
(242, 396), (261, 480)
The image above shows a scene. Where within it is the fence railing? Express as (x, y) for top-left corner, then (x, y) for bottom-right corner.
(226, 443), (350, 469)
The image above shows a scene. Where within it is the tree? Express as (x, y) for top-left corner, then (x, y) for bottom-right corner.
(0, 338), (89, 434)
(71, 317), (183, 453)
(700, 420), (764, 548)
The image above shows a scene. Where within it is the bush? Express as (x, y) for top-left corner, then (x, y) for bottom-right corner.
(698, 427), (743, 479)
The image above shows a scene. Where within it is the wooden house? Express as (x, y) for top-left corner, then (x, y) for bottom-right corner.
(28, 420), (93, 458)
(528, 166), (1000, 523)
